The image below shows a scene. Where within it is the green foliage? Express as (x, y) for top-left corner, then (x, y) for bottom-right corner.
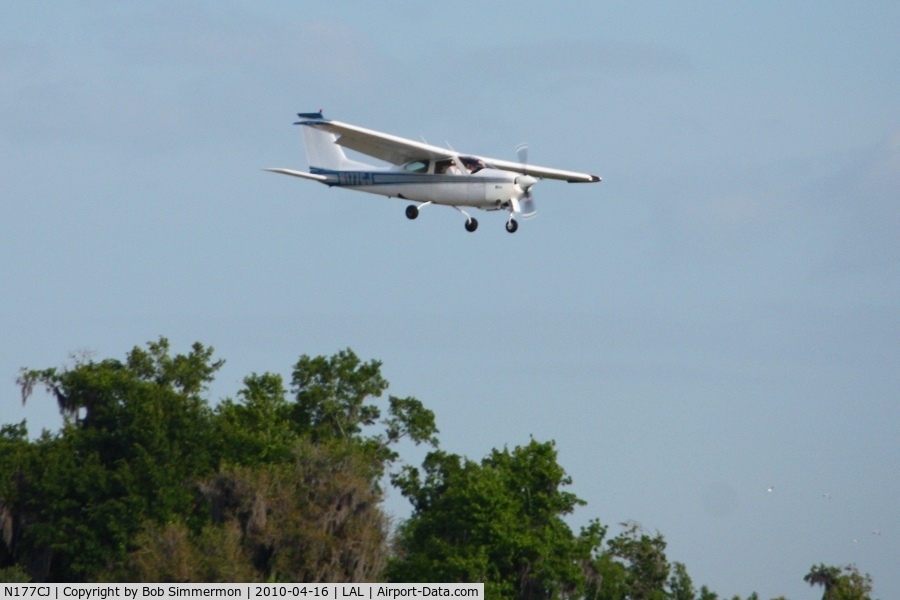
(0, 565), (30, 582)
(215, 373), (295, 465)
(8, 339), (223, 580)
(805, 564), (873, 600)
(0, 340), (425, 582)
(698, 586), (718, 600)
(668, 562), (696, 600)
(290, 350), (388, 442)
(383, 395), (440, 449)
(590, 551), (629, 600)
(387, 439), (604, 600)
(214, 351), (437, 475)
(604, 522), (670, 600)
(125, 338), (225, 398)
(0, 337), (881, 595)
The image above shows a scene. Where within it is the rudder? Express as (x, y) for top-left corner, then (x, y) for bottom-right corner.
(301, 125), (350, 170)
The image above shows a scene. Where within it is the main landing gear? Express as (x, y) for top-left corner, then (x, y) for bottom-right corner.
(505, 218), (518, 233)
(404, 203), (484, 233)
(451, 206), (478, 232)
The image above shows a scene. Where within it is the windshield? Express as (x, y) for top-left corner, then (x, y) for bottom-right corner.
(460, 156), (486, 174)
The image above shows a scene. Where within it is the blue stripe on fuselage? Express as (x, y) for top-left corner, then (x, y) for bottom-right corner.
(309, 168), (510, 187)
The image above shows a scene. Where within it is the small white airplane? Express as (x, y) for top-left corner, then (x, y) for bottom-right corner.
(266, 111), (601, 233)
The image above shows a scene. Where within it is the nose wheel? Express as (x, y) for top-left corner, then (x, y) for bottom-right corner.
(464, 218), (478, 232)
(505, 219), (518, 233)
(405, 205), (418, 219)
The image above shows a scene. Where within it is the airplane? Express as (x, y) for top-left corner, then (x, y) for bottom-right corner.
(266, 111), (601, 233)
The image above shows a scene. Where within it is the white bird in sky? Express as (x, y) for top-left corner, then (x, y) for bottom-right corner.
(823, 493), (831, 499)
(872, 530), (881, 536)
(766, 486), (774, 493)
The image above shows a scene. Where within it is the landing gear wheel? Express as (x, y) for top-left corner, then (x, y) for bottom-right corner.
(505, 219), (518, 233)
(405, 205), (419, 220)
(464, 218), (479, 232)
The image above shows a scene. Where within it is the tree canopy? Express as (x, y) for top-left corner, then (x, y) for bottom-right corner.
(0, 338), (878, 596)
(805, 564), (874, 600)
(387, 440), (604, 599)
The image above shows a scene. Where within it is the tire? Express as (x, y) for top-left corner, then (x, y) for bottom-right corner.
(506, 219), (518, 233)
(405, 205), (419, 220)
(464, 218), (478, 232)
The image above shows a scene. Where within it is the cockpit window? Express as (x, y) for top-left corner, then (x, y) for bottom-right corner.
(433, 159), (454, 174)
(404, 160), (428, 173)
(460, 156), (486, 174)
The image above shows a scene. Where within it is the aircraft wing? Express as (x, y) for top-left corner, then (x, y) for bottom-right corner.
(477, 157), (601, 183)
(297, 118), (455, 165)
(296, 114), (601, 182)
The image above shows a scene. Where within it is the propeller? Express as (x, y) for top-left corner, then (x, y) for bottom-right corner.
(514, 143), (537, 218)
(516, 143), (529, 165)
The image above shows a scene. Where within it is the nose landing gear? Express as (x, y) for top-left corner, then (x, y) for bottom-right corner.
(505, 218), (518, 233)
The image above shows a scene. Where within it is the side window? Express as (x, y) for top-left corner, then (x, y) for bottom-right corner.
(434, 159), (456, 174)
(404, 160), (428, 173)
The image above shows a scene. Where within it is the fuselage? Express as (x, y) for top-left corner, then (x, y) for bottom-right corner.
(309, 162), (522, 211)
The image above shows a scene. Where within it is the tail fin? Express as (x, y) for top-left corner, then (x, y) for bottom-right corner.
(295, 112), (375, 171)
(300, 125), (352, 170)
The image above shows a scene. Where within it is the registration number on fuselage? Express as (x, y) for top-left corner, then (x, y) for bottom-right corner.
(338, 172), (374, 186)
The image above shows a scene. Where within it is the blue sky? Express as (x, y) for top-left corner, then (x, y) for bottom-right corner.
(1, 2), (898, 596)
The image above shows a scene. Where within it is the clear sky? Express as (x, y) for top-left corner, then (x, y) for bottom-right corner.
(1, 1), (898, 596)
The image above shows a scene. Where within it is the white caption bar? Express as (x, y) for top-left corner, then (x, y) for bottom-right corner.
(1, 585), (483, 600)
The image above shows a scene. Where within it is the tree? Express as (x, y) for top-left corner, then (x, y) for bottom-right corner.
(697, 587), (717, 600)
(805, 564), (873, 600)
(387, 440), (604, 600)
(587, 525), (713, 600)
(289, 350), (439, 479)
(603, 522), (670, 600)
(215, 372), (295, 466)
(1, 341), (436, 582)
(290, 350), (388, 442)
(130, 440), (389, 582)
(0, 338), (882, 593)
(7, 339), (223, 581)
(668, 562), (696, 600)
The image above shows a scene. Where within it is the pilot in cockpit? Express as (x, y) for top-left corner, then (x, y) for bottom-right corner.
(434, 159), (457, 175)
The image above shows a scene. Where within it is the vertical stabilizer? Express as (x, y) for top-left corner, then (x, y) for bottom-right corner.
(301, 125), (351, 170)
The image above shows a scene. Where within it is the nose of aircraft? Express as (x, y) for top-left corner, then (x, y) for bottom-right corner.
(515, 175), (537, 190)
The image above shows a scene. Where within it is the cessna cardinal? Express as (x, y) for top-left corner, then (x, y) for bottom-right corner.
(266, 111), (601, 233)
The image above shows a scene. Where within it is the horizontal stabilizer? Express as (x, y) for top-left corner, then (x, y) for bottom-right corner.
(264, 168), (328, 182)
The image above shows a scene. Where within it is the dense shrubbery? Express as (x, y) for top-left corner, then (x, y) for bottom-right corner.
(0, 339), (874, 599)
